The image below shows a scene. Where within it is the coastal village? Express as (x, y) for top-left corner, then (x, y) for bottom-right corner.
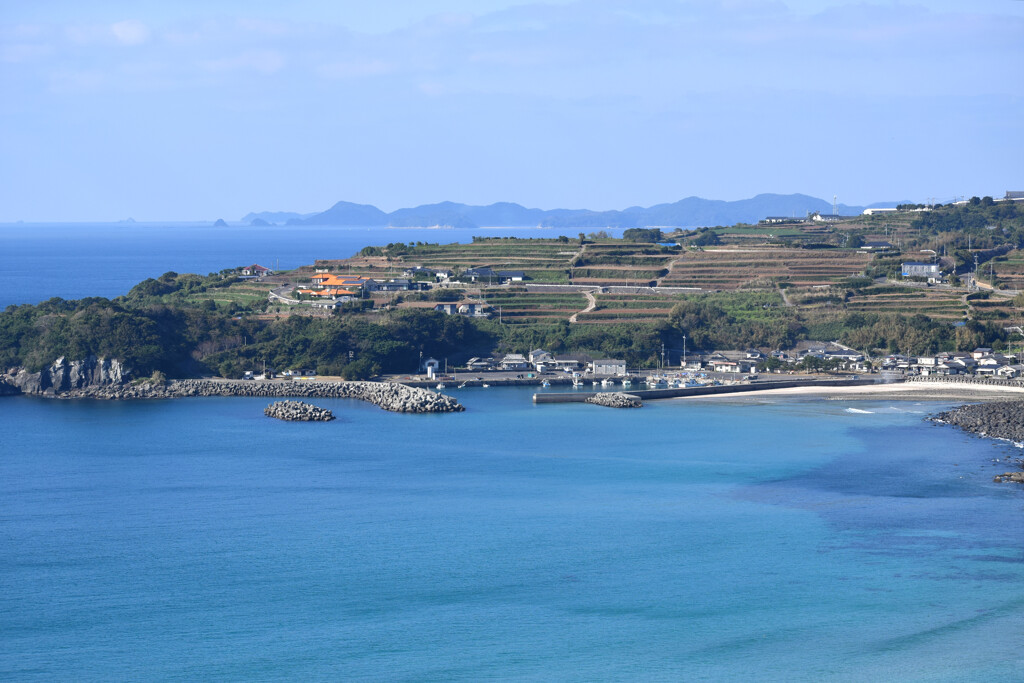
(224, 193), (1024, 384)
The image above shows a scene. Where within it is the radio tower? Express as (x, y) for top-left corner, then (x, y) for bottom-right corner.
(833, 195), (838, 216)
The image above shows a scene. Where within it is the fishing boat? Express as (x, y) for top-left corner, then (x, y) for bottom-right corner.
(542, 380), (551, 387)
(601, 378), (615, 387)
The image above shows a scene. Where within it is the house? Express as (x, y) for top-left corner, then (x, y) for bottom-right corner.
(902, 262), (941, 279)
(434, 269), (453, 281)
(434, 301), (491, 318)
(497, 271), (526, 283)
(825, 350), (865, 363)
(241, 264), (272, 277)
(499, 353), (530, 370)
(745, 349), (766, 360)
(710, 359), (757, 374)
(462, 267), (497, 283)
(373, 278), (415, 292)
(403, 266), (435, 278)
(811, 213), (858, 223)
(465, 357), (495, 371)
(861, 208), (899, 216)
(972, 347), (993, 359)
(591, 359), (627, 376)
(997, 364), (1024, 378)
(529, 349), (553, 366)
(551, 354), (589, 371)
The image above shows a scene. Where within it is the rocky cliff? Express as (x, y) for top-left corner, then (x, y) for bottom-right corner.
(3, 356), (129, 395)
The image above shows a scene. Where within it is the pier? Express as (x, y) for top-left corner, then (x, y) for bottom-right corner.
(533, 377), (896, 403)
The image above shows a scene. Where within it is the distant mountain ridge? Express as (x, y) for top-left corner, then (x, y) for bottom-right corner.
(247, 194), (903, 229)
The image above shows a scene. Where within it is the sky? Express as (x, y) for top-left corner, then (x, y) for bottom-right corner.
(1, 0), (1022, 222)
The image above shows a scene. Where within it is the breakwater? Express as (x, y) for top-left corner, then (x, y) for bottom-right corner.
(2, 376), (464, 413)
(534, 378), (893, 403)
(586, 392), (643, 408)
(931, 401), (1024, 443)
(264, 400), (336, 421)
(906, 375), (1024, 389)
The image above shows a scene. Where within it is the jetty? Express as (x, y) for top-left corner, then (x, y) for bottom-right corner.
(533, 377), (895, 403)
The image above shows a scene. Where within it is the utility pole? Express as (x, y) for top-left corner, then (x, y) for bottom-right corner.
(661, 343), (666, 370)
(682, 335), (687, 368)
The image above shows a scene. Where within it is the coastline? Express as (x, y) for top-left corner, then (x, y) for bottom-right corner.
(681, 380), (1024, 402)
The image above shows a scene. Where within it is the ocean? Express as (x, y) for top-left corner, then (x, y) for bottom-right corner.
(1, 389), (1023, 681)
(2, 224), (1024, 680)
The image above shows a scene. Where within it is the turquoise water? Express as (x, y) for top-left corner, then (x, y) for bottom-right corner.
(2, 389), (1022, 680)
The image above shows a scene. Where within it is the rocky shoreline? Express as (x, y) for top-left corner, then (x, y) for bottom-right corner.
(931, 401), (1024, 484)
(264, 400), (335, 421)
(931, 401), (1024, 444)
(1, 360), (464, 413)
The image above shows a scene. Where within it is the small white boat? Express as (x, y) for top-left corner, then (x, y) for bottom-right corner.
(591, 380), (599, 387)
(458, 382), (467, 389)
(542, 380), (551, 387)
(436, 383), (446, 389)
(572, 379), (583, 388)
(601, 378), (615, 387)
(482, 383), (490, 388)
(621, 379), (632, 388)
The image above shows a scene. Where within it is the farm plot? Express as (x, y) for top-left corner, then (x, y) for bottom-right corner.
(479, 290), (587, 325)
(574, 293), (679, 324)
(846, 287), (967, 320)
(660, 248), (872, 289)
(987, 251), (1024, 290)
(187, 281), (276, 306)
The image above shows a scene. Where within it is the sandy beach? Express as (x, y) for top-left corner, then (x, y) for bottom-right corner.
(686, 380), (1024, 402)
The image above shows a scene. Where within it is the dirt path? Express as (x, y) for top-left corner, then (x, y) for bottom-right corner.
(569, 289), (598, 323)
(656, 252), (686, 287)
(777, 283), (794, 307)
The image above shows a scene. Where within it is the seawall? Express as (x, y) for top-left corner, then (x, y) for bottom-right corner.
(533, 378), (895, 403)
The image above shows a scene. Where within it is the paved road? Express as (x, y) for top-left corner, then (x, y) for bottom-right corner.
(569, 290), (598, 323)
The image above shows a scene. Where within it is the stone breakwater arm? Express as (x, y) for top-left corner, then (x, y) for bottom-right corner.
(39, 379), (465, 413)
(931, 401), (1024, 443)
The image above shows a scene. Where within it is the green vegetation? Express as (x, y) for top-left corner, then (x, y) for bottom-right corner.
(7, 212), (1024, 381)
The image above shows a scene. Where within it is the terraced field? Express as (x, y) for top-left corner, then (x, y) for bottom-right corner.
(660, 247), (872, 289)
(988, 251), (1024, 290)
(967, 296), (1017, 321)
(398, 240), (576, 283)
(574, 293), (678, 324)
(188, 281), (276, 306)
(479, 289), (587, 325)
(846, 287), (967, 320)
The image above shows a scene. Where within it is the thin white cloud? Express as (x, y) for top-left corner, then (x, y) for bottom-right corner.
(318, 59), (396, 80)
(110, 19), (149, 45)
(199, 50), (285, 75)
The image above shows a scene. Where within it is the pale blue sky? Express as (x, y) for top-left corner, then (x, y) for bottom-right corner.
(2, 1), (1022, 221)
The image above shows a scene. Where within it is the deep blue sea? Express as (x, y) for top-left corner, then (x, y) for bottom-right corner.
(2, 389), (1023, 681)
(2, 224), (1024, 680)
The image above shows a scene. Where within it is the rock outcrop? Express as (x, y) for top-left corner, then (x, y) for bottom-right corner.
(586, 392), (643, 408)
(3, 356), (129, 395)
(993, 472), (1024, 484)
(264, 400), (335, 421)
